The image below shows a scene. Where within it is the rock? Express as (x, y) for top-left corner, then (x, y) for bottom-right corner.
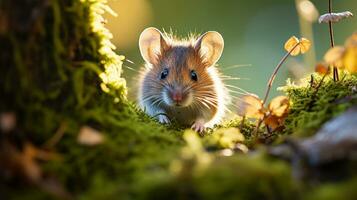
(300, 106), (357, 165)
(269, 107), (357, 181)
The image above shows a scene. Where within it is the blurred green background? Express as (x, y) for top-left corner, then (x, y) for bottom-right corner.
(105, 0), (357, 100)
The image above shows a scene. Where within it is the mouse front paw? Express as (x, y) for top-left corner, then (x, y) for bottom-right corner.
(158, 114), (170, 124)
(191, 119), (206, 134)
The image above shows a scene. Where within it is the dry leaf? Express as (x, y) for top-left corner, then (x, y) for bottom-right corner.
(264, 115), (285, 130)
(263, 96), (290, 131)
(324, 46), (345, 68)
(284, 36), (311, 56)
(345, 32), (357, 47)
(78, 126), (104, 146)
(344, 47), (357, 73)
(318, 11), (353, 23)
(268, 96), (290, 117)
(343, 33), (357, 73)
(299, 38), (312, 54)
(315, 63), (330, 75)
(236, 94), (264, 118)
(322, 32), (357, 73)
(19, 143), (43, 182)
(284, 36), (300, 56)
(1, 142), (56, 183)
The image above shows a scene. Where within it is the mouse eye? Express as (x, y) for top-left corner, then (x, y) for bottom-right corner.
(190, 70), (198, 81)
(160, 68), (169, 80)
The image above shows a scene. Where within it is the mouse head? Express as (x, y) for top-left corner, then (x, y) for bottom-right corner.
(139, 27), (224, 108)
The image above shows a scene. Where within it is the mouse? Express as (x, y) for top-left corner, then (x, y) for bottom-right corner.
(137, 27), (229, 133)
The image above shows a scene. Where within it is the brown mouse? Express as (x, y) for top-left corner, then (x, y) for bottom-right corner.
(137, 27), (229, 133)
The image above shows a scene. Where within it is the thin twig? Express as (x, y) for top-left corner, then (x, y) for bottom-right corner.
(262, 42), (300, 105)
(239, 116), (245, 131)
(328, 0), (339, 81)
(254, 42), (301, 139)
(253, 117), (264, 141)
(43, 122), (67, 149)
(310, 74), (314, 88)
(308, 74), (327, 110)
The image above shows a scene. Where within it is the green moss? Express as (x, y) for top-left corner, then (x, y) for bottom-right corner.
(304, 178), (357, 200)
(134, 153), (300, 200)
(280, 73), (357, 137)
(1, 0), (357, 199)
(0, 0), (181, 198)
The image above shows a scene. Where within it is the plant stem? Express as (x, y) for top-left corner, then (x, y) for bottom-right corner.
(255, 42), (299, 138)
(240, 116), (245, 131)
(308, 74), (327, 110)
(262, 42), (300, 105)
(328, 0), (339, 81)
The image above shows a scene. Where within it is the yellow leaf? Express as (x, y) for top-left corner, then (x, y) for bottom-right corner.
(324, 46), (345, 68)
(344, 47), (357, 73)
(264, 115), (285, 130)
(284, 36), (311, 56)
(342, 33), (357, 73)
(284, 36), (300, 56)
(236, 94), (265, 119)
(268, 96), (290, 117)
(300, 38), (311, 54)
(345, 32), (357, 47)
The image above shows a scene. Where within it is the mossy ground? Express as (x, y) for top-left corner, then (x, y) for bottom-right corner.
(1, 0), (357, 199)
(281, 72), (357, 137)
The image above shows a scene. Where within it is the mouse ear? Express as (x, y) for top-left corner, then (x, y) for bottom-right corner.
(194, 31), (224, 67)
(139, 27), (169, 65)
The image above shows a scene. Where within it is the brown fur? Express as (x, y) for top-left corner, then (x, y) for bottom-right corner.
(138, 29), (228, 128)
(140, 41), (218, 121)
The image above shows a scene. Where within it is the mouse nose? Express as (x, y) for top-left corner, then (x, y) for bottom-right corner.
(171, 90), (183, 103)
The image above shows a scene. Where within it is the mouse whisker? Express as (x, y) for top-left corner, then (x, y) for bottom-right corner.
(227, 90), (247, 95)
(192, 84), (214, 89)
(141, 95), (162, 106)
(141, 96), (157, 103)
(123, 65), (139, 72)
(221, 64), (252, 71)
(221, 77), (250, 81)
(194, 93), (218, 99)
(198, 100), (210, 109)
(225, 85), (249, 94)
(196, 101), (210, 111)
(196, 95), (218, 102)
(151, 98), (163, 107)
(195, 97), (218, 109)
